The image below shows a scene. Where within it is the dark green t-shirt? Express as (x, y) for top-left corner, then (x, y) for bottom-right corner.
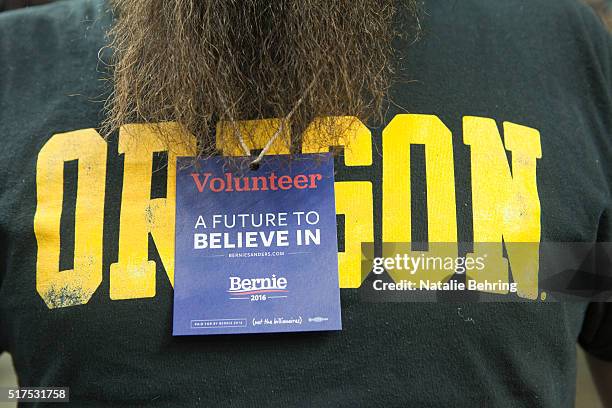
(1, 0), (612, 406)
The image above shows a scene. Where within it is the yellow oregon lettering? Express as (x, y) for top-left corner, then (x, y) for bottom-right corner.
(302, 117), (374, 288)
(109, 123), (197, 300)
(34, 114), (544, 306)
(463, 117), (542, 299)
(382, 114), (458, 283)
(34, 129), (107, 308)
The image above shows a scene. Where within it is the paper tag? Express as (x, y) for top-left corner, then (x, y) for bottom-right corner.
(173, 153), (342, 335)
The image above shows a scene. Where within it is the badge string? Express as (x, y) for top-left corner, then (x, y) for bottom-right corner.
(232, 68), (322, 170)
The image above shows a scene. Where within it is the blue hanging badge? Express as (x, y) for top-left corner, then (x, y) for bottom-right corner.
(173, 153), (342, 335)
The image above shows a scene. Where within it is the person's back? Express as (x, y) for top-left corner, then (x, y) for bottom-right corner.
(0, 0), (611, 406)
